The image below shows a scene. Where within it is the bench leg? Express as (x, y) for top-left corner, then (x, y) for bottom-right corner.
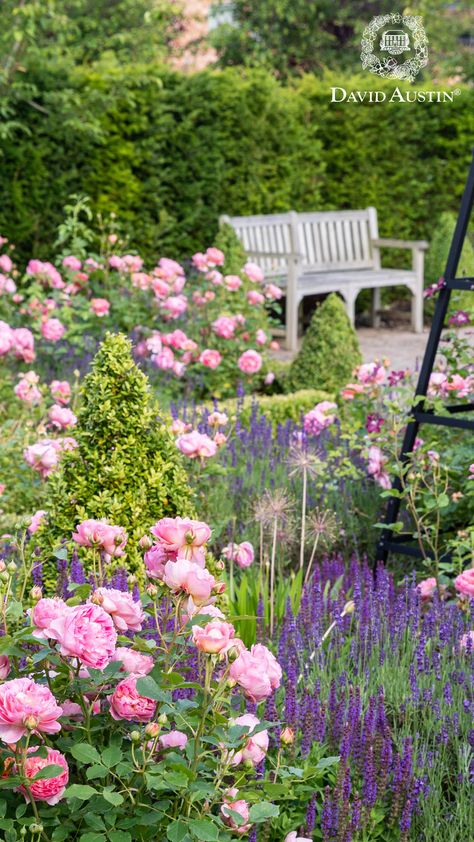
(286, 296), (299, 352)
(411, 248), (425, 333)
(371, 288), (381, 328)
(342, 289), (358, 328)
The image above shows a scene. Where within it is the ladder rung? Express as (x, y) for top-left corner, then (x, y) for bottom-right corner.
(445, 277), (474, 290)
(413, 412), (474, 431)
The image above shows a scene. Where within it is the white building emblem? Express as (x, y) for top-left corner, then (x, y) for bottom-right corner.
(361, 14), (428, 81)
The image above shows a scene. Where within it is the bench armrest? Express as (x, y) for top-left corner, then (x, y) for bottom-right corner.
(372, 238), (429, 251)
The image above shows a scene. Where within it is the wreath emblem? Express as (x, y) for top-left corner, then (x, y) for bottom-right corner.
(361, 14), (428, 82)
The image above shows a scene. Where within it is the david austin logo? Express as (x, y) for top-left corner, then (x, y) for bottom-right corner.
(361, 13), (428, 82)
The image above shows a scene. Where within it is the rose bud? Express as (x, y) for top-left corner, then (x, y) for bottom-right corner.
(280, 727), (295, 745)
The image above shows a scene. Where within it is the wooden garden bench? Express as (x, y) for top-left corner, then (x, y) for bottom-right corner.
(219, 208), (428, 351)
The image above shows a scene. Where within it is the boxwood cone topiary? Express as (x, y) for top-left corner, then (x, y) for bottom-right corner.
(285, 293), (362, 393)
(39, 333), (194, 584)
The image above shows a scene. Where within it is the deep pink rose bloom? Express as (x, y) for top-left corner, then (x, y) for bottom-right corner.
(243, 261), (264, 283)
(12, 327), (35, 362)
(416, 577), (438, 602)
(238, 350), (262, 375)
(92, 588), (144, 632)
(16, 747), (69, 805)
(113, 647), (154, 675)
(454, 569), (474, 598)
(72, 519), (127, 559)
(163, 558), (215, 604)
(29, 597), (68, 639)
(303, 401), (337, 436)
(48, 404), (77, 429)
(192, 619), (235, 654)
(110, 675), (156, 722)
(0, 656), (10, 680)
(161, 295), (187, 320)
(159, 730), (188, 750)
(62, 255), (82, 271)
(41, 318), (65, 342)
(49, 379), (71, 405)
(0, 254), (12, 273)
(150, 517), (211, 565)
(222, 541), (254, 569)
(48, 603), (117, 670)
(28, 510), (47, 534)
(153, 346), (175, 370)
(177, 431), (218, 459)
(14, 372), (42, 404)
(199, 349), (222, 369)
(144, 544), (168, 580)
(229, 713), (269, 766)
(91, 297), (110, 317)
(24, 439), (60, 478)
(0, 678), (63, 743)
(221, 791), (251, 835)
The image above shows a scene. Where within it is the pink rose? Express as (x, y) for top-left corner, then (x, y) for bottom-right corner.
(159, 730), (188, 750)
(208, 411), (228, 427)
(230, 644), (282, 702)
(153, 346), (175, 370)
(150, 516), (211, 565)
(113, 647), (154, 675)
(303, 401), (337, 435)
(247, 290), (265, 306)
(92, 587), (144, 632)
(229, 713), (269, 766)
(341, 383), (365, 400)
(214, 431), (226, 447)
(221, 792), (251, 835)
(264, 283), (283, 300)
(27, 260), (64, 288)
(48, 404), (77, 430)
(0, 678), (63, 743)
(222, 541), (254, 569)
(192, 252), (208, 271)
(91, 297), (110, 317)
(200, 349), (222, 369)
(192, 619), (235, 654)
(49, 603), (117, 670)
(417, 578), (437, 601)
(212, 316), (236, 339)
(206, 247), (225, 267)
(243, 262), (264, 283)
(161, 295), (187, 320)
(14, 371), (42, 404)
(238, 350), (262, 375)
(224, 275), (242, 291)
(177, 431), (217, 459)
(24, 439), (60, 478)
(16, 747), (68, 805)
(0, 321), (13, 355)
(0, 656), (10, 680)
(163, 557), (215, 604)
(0, 254), (12, 273)
(12, 327), (35, 362)
(29, 597), (68, 640)
(41, 318), (65, 342)
(285, 834), (312, 842)
(367, 446), (391, 490)
(255, 329), (267, 345)
(454, 569), (474, 598)
(109, 675), (156, 722)
(144, 544), (168, 580)
(72, 519), (127, 559)
(357, 362), (386, 386)
(28, 509), (47, 534)
(62, 256), (82, 271)
(49, 380), (71, 405)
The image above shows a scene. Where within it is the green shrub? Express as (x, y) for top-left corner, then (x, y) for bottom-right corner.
(206, 387), (333, 428)
(425, 211), (474, 315)
(285, 293), (362, 393)
(213, 222), (247, 275)
(39, 333), (194, 582)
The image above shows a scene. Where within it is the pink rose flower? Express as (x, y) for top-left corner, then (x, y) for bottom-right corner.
(285, 834), (312, 842)
(222, 541), (254, 569)
(224, 275), (242, 291)
(255, 329), (267, 346)
(0, 656), (10, 680)
(230, 644), (282, 702)
(238, 350), (262, 375)
(163, 557), (215, 604)
(92, 587), (144, 632)
(206, 247), (225, 267)
(192, 252), (208, 271)
(264, 283), (283, 300)
(153, 346), (175, 370)
(303, 401), (337, 435)
(14, 371), (42, 404)
(212, 316), (236, 339)
(0, 254), (12, 273)
(113, 647), (154, 675)
(161, 295), (187, 320)
(367, 446), (391, 490)
(458, 631), (474, 652)
(90, 297), (110, 317)
(221, 792), (251, 835)
(48, 404), (77, 430)
(0, 321), (13, 355)
(192, 619), (235, 654)
(177, 431), (217, 459)
(357, 362), (386, 386)
(23, 439), (60, 478)
(243, 262), (264, 283)
(144, 544), (168, 580)
(247, 290), (265, 306)
(454, 568), (474, 598)
(159, 730), (188, 750)
(150, 516), (211, 565)
(208, 411), (228, 427)
(16, 747), (68, 805)
(12, 327), (35, 362)
(0, 678), (63, 743)
(109, 675), (156, 722)
(29, 597), (68, 640)
(341, 383), (365, 400)
(229, 713), (269, 766)
(28, 509), (47, 534)
(49, 380), (71, 405)
(48, 603), (117, 670)
(417, 578), (438, 602)
(41, 318), (65, 342)
(72, 519), (128, 559)
(62, 256), (82, 271)
(27, 260), (64, 288)
(200, 349), (222, 369)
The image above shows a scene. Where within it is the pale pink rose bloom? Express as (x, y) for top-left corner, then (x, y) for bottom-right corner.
(170, 418), (191, 436)
(243, 262), (264, 283)
(303, 401), (337, 435)
(341, 383), (365, 400)
(0, 275), (16, 294)
(167, 329), (188, 350)
(251, 643), (282, 688)
(12, 327), (35, 362)
(0, 254), (12, 273)
(153, 347), (175, 370)
(208, 411), (228, 427)
(72, 519), (127, 559)
(122, 254), (143, 272)
(458, 631), (474, 652)
(41, 318), (65, 342)
(14, 371), (42, 404)
(212, 316), (236, 339)
(109, 255), (125, 271)
(446, 374), (471, 397)
(132, 271), (152, 290)
(50, 380), (71, 405)
(150, 516), (211, 564)
(48, 404), (77, 430)
(159, 730), (188, 750)
(192, 252), (208, 271)
(92, 587), (144, 632)
(357, 362), (386, 385)
(146, 332), (162, 355)
(0, 656), (10, 679)
(264, 283), (283, 300)
(200, 349), (222, 369)
(27, 260), (64, 288)
(416, 577), (437, 602)
(29, 597), (68, 640)
(62, 256), (82, 271)
(367, 446), (391, 490)
(90, 297), (110, 317)
(61, 699), (100, 720)
(49, 603), (117, 670)
(256, 329), (267, 345)
(161, 295), (187, 319)
(247, 289), (265, 306)
(23, 439), (60, 478)
(157, 257), (185, 280)
(28, 510), (47, 534)
(173, 362), (186, 379)
(113, 647), (154, 675)
(221, 792), (251, 835)
(152, 276), (170, 298)
(214, 432), (227, 447)
(229, 651), (272, 703)
(109, 675), (156, 722)
(192, 619), (235, 654)
(207, 270), (223, 285)
(177, 430), (218, 459)
(57, 436), (78, 453)
(285, 833), (312, 842)
(264, 372), (275, 385)
(144, 544), (168, 580)
(224, 274), (242, 291)
(238, 349), (262, 374)
(196, 603), (225, 620)
(205, 247), (225, 267)
(427, 372), (448, 396)
(16, 747), (68, 805)
(454, 569), (474, 598)
(0, 678), (63, 743)
(229, 713), (269, 766)
(163, 557), (215, 604)
(222, 541), (254, 569)
(0, 321), (13, 355)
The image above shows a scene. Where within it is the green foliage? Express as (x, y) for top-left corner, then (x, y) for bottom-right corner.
(212, 388), (334, 429)
(286, 294), (362, 393)
(40, 333), (194, 578)
(425, 211), (474, 315)
(213, 223), (247, 275)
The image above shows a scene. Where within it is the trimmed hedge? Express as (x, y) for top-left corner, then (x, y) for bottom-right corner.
(1, 66), (474, 262)
(206, 388), (333, 428)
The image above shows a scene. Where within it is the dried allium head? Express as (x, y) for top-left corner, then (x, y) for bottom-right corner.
(286, 448), (322, 478)
(253, 490), (294, 528)
(308, 507), (339, 545)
